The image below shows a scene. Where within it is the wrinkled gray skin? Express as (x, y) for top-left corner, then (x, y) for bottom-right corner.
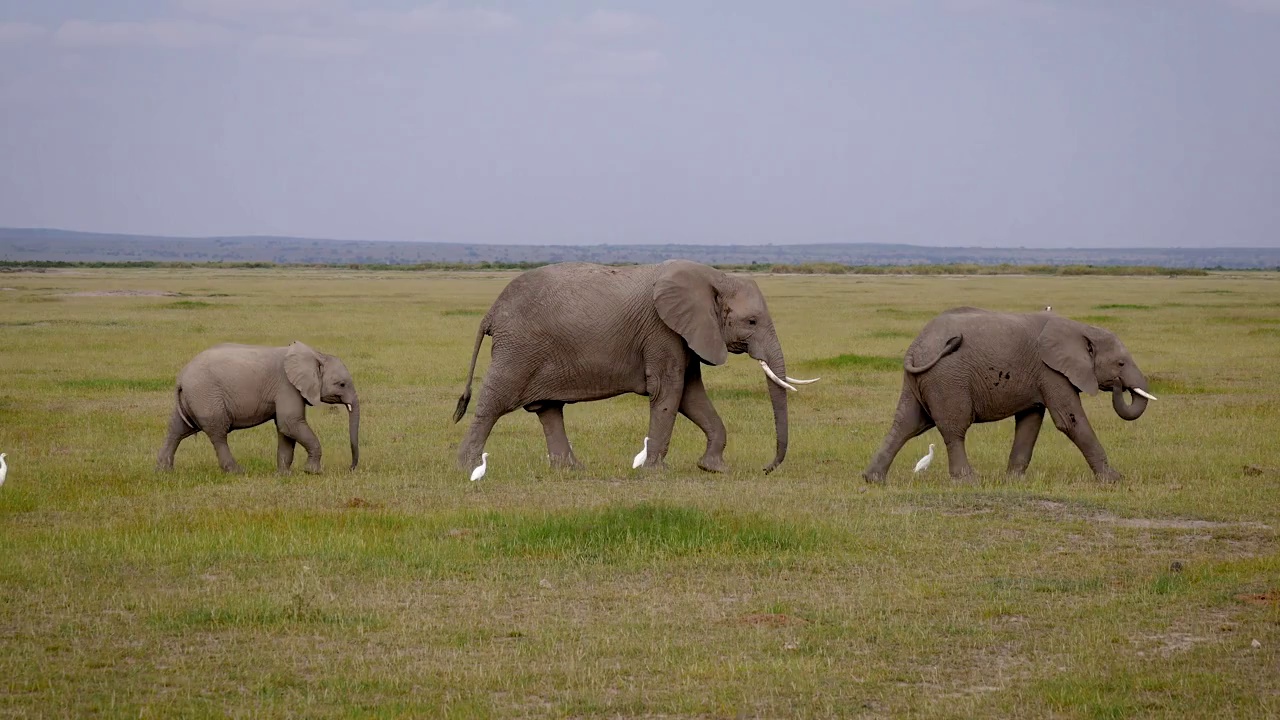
(157, 341), (360, 474)
(455, 260), (793, 473)
(863, 308), (1151, 483)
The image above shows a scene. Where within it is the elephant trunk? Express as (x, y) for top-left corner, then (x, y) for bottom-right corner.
(1111, 368), (1150, 422)
(755, 339), (789, 474)
(347, 398), (360, 469)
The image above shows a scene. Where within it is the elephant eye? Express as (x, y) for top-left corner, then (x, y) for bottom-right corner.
(748, 318), (757, 326)
(1118, 361), (1125, 367)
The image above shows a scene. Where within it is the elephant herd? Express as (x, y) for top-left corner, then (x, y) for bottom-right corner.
(157, 259), (1156, 483)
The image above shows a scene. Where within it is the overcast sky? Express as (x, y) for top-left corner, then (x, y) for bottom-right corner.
(0, 1), (1277, 248)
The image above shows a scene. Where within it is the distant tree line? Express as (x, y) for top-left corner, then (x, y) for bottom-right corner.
(0, 259), (1223, 276)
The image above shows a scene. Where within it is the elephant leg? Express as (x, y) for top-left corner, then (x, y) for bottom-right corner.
(276, 425), (297, 473)
(204, 426), (242, 474)
(279, 417), (323, 474)
(458, 360), (525, 470)
(678, 364), (727, 473)
(458, 414), (500, 471)
(534, 403), (582, 469)
(1007, 407), (1046, 476)
(940, 426), (976, 480)
(643, 368), (685, 469)
(863, 384), (934, 483)
(156, 409), (197, 471)
(1046, 401), (1120, 482)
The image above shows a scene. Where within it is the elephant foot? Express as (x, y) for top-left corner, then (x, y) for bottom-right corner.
(1094, 467), (1122, 484)
(548, 454), (584, 470)
(697, 455), (727, 474)
(1006, 466), (1028, 478)
(303, 462), (322, 475)
(640, 457), (668, 472)
(221, 464), (244, 474)
(948, 468), (978, 483)
(862, 470), (887, 484)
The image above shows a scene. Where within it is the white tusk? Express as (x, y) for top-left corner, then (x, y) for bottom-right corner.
(1131, 388), (1157, 401)
(759, 360), (797, 392)
(785, 376), (820, 385)
(346, 404), (353, 412)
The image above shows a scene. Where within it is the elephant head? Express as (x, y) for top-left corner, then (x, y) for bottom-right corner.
(1037, 317), (1155, 421)
(285, 341), (361, 469)
(653, 260), (817, 473)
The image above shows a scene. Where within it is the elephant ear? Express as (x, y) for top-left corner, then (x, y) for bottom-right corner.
(1037, 317), (1099, 396)
(285, 341), (323, 406)
(653, 260), (728, 366)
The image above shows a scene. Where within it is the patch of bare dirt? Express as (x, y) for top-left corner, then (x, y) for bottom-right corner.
(1091, 513), (1271, 531)
(1243, 464), (1277, 476)
(1234, 592), (1279, 606)
(739, 613), (808, 627)
(1133, 632), (1209, 657)
(60, 289), (179, 297)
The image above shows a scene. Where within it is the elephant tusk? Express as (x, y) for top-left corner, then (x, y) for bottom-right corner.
(346, 403), (353, 412)
(759, 361), (797, 392)
(1131, 388), (1157, 401)
(785, 376), (820, 385)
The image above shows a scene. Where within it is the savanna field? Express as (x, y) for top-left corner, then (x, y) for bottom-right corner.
(1, 267), (1278, 718)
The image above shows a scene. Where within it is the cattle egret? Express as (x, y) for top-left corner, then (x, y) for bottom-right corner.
(0, 453), (6, 486)
(632, 437), (649, 469)
(1045, 305), (1052, 312)
(913, 444), (935, 473)
(470, 452), (488, 482)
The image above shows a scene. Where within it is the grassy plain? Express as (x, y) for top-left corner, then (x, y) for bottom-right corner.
(0, 267), (1277, 718)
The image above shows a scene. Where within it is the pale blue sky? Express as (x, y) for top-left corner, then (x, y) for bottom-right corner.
(1, 1), (1277, 247)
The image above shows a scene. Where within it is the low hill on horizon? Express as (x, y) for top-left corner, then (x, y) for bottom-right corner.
(0, 227), (1275, 269)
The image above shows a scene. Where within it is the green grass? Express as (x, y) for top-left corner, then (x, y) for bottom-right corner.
(810, 353), (903, 372)
(0, 267), (1277, 717)
(59, 377), (173, 392)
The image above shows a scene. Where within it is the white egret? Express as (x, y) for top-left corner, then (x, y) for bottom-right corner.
(0, 452), (6, 486)
(470, 452), (488, 482)
(632, 437), (649, 469)
(913, 444), (935, 473)
(1044, 305), (1052, 312)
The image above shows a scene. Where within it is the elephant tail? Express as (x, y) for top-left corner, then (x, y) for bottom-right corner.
(904, 335), (962, 374)
(175, 385), (196, 429)
(453, 315), (492, 423)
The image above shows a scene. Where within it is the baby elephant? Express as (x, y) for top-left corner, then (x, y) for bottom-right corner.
(863, 307), (1155, 483)
(157, 341), (360, 474)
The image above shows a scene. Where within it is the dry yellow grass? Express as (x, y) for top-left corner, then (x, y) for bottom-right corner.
(0, 267), (1277, 717)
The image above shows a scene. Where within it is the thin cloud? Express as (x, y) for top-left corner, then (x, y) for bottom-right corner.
(248, 33), (364, 57)
(943, 0), (1062, 20)
(569, 10), (655, 37)
(586, 48), (665, 78)
(180, 0), (347, 19)
(54, 20), (235, 49)
(356, 4), (518, 35)
(1221, 0), (1280, 14)
(0, 22), (47, 45)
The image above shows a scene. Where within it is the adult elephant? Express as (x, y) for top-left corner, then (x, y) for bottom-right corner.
(157, 341), (360, 474)
(453, 260), (817, 474)
(862, 308), (1156, 483)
